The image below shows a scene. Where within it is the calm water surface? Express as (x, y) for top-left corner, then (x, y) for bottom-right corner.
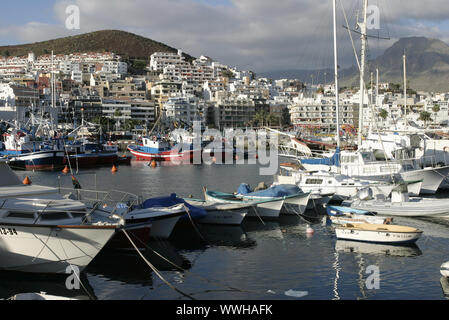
(3, 161), (449, 300)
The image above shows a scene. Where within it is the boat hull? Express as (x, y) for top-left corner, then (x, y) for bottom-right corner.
(349, 198), (449, 217)
(128, 145), (192, 162)
(199, 209), (247, 225)
(0, 224), (117, 274)
(335, 227), (422, 244)
(106, 222), (152, 250)
(12, 151), (65, 171)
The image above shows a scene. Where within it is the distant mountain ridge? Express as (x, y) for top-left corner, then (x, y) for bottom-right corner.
(0, 30), (194, 61)
(260, 37), (449, 92)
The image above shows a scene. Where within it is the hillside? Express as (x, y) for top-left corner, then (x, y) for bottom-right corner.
(261, 37), (449, 92)
(0, 30), (194, 61)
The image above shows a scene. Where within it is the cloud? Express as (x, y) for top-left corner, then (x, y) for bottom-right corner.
(3, 0), (449, 73)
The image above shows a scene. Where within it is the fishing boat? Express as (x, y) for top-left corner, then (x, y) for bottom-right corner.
(235, 183), (311, 216)
(1, 130), (65, 171)
(335, 223), (423, 244)
(0, 160), (122, 274)
(64, 140), (119, 167)
(128, 136), (195, 162)
(184, 198), (249, 225)
(326, 205), (392, 225)
(204, 188), (284, 219)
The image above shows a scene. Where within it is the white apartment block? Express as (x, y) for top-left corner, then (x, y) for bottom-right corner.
(289, 96), (357, 127)
(163, 95), (204, 127)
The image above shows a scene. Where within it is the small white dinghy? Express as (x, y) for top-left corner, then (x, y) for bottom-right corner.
(335, 223), (423, 244)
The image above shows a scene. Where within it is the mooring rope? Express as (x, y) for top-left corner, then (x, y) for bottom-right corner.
(129, 231), (252, 294)
(122, 229), (196, 300)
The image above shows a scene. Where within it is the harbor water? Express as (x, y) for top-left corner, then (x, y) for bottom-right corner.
(4, 161), (449, 300)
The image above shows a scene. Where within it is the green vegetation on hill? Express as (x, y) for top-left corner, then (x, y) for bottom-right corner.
(0, 30), (195, 62)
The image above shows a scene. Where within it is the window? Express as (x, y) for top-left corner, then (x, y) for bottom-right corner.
(305, 179), (323, 185)
(40, 212), (70, 221)
(7, 212), (35, 219)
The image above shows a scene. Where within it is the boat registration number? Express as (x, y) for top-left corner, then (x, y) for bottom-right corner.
(0, 227), (18, 236)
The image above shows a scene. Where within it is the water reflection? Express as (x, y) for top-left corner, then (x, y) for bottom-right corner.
(440, 277), (449, 299)
(0, 271), (93, 300)
(197, 225), (256, 249)
(86, 241), (192, 284)
(335, 240), (422, 257)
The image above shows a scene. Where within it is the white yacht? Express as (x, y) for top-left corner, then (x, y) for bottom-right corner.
(275, 166), (396, 202)
(300, 148), (448, 194)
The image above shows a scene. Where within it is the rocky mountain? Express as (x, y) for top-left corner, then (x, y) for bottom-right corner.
(261, 37), (449, 92)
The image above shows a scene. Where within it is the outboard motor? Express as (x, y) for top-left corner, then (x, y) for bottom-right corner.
(358, 187), (373, 201)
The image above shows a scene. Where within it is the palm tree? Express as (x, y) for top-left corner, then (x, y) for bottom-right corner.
(379, 109), (388, 121)
(432, 104), (440, 125)
(419, 111), (432, 127)
(378, 108), (388, 128)
(254, 110), (267, 127)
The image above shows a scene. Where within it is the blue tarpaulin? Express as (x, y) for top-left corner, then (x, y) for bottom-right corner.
(142, 193), (207, 220)
(237, 183), (302, 198)
(300, 147), (340, 167)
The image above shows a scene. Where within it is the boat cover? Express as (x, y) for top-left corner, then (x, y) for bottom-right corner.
(141, 193), (207, 219)
(300, 147), (340, 167)
(237, 183), (302, 198)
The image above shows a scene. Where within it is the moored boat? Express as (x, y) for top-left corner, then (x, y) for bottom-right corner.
(184, 198), (249, 225)
(326, 205), (392, 225)
(335, 223), (423, 244)
(204, 188), (284, 219)
(235, 183), (311, 216)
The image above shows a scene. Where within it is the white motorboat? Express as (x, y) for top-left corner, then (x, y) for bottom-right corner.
(0, 160), (122, 274)
(184, 199), (248, 225)
(346, 187), (449, 218)
(335, 223), (423, 244)
(274, 169), (395, 202)
(300, 149), (447, 194)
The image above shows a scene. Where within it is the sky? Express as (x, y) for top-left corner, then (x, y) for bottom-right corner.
(1, 0), (449, 73)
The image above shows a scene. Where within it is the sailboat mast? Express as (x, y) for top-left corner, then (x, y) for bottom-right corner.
(358, 0), (368, 146)
(403, 53), (408, 125)
(376, 68), (379, 108)
(333, 0), (340, 148)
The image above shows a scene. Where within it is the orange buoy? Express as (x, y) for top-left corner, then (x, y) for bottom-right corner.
(62, 166), (70, 174)
(111, 165), (118, 173)
(150, 160), (157, 168)
(23, 176), (32, 185)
